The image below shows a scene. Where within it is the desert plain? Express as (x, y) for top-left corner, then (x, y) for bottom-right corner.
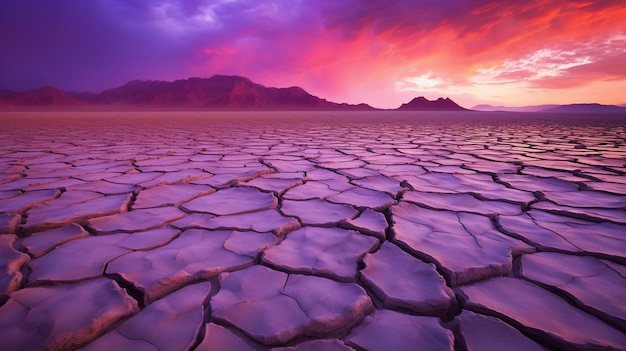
(0, 111), (625, 351)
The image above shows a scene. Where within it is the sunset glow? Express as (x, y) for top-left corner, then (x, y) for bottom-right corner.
(1, 0), (625, 108)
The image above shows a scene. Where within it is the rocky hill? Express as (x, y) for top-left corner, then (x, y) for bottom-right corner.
(397, 97), (468, 111)
(95, 75), (373, 110)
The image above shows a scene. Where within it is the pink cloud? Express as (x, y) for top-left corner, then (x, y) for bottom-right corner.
(530, 51), (626, 89)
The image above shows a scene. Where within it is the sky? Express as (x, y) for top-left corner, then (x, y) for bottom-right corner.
(1, 0), (625, 109)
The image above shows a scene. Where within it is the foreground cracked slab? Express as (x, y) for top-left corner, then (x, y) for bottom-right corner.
(0, 279), (139, 351)
(88, 206), (186, 233)
(21, 223), (89, 258)
(212, 265), (373, 345)
(29, 233), (131, 283)
(402, 191), (522, 216)
(177, 209), (301, 236)
(281, 198), (359, 226)
(107, 229), (273, 304)
(262, 226), (378, 281)
(459, 277), (626, 350)
(133, 183), (215, 209)
(25, 192), (132, 231)
(0, 189), (59, 214)
(181, 186), (277, 215)
(346, 309), (454, 351)
(196, 323), (256, 351)
(343, 209), (388, 241)
(1, 112), (625, 350)
(391, 201), (529, 286)
(521, 252), (626, 330)
(456, 310), (546, 351)
(500, 210), (626, 261)
(0, 234), (29, 295)
(404, 173), (535, 205)
(84, 281), (210, 351)
(0, 213), (20, 233)
(326, 187), (396, 210)
(360, 242), (455, 316)
(272, 339), (355, 351)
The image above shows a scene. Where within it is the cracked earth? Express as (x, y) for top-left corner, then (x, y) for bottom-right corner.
(0, 111), (625, 351)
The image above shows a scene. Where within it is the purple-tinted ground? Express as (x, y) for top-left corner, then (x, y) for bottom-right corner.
(0, 111), (625, 351)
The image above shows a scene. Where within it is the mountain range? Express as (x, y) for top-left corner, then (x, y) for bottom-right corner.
(1, 75), (624, 113)
(0, 75), (464, 111)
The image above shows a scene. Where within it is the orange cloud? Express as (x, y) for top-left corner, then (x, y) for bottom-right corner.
(323, 0), (626, 106)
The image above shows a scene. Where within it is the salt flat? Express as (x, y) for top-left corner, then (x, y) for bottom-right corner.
(0, 111), (625, 351)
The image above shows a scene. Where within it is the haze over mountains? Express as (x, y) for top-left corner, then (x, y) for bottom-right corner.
(473, 103), (626, 113)
(1, 74), (625, 113)
(0, 86), (86, 106)
(472, 104), (559, 113)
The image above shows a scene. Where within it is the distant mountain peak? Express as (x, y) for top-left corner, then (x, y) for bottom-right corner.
(209, 74), (253, 82)
(397, 96), (467, 111)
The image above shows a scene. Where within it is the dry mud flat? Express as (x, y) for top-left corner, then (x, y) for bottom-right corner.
(0, 111), (625, 351)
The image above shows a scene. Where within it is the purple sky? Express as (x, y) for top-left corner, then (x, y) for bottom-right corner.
(1, 0), (625, 108)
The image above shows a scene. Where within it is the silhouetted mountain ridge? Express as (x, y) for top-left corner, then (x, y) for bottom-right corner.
(0, 75), (467, 110)
(0, 75), (626, 114)
(397, 97), (468, 111)
(11, 75), (621, 112)
(95, 75), (372, 109)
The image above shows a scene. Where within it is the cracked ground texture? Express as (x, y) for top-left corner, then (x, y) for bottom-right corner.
(0, 111), (625, 351)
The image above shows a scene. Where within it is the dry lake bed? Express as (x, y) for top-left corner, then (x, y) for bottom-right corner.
(0, 111), (625, 351)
